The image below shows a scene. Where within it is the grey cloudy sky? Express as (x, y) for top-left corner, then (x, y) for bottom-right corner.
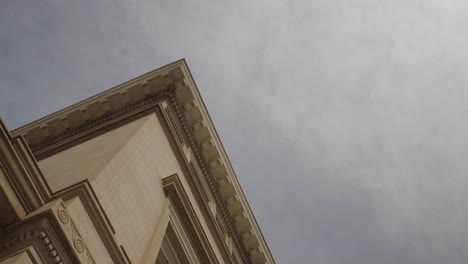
(1, 0), (468, 263)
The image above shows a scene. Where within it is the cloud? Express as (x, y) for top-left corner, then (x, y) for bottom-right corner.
(1, 0), (468, 263)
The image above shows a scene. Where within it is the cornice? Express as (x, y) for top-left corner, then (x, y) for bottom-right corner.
(172, 62), (274, 264)
(11, 59), (185, 138)
(0, 199), (95, 263)
(9, 59), (275, 264)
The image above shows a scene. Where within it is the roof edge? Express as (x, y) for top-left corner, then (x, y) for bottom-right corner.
(9, 59), (275, 263)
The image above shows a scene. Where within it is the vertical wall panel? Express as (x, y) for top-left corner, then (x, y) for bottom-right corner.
(91, 114), (185, 263)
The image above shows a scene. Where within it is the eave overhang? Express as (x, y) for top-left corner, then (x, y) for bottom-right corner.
(11, 59), (275, 264)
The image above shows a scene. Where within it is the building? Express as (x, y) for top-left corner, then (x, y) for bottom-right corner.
(0, 60), (274, 263)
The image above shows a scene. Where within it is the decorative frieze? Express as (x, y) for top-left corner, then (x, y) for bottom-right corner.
(55, 203), (96, 264)
(39, 124), (49, 138)
(99, 99), (110, 112)
(80, 108), (90, 121)
(0, 208), (78, 263)
(59, 116), (70, 130)
(57, 206), (69, 224)
(200, 139), (215, 150)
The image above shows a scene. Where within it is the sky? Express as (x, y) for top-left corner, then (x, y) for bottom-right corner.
(1, 0), (468, 263)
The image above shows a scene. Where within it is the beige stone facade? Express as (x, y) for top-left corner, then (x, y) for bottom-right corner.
(0, 60), (274, 263)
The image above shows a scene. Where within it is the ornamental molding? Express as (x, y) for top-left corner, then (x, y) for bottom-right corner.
(54, 203), (96, 264)
(1, 120), (128, 263)
(163, 175), (214, 263)
(52, 180), (128, 264)
(10, 59), (275, 264)
(0, 204), (83, 263)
